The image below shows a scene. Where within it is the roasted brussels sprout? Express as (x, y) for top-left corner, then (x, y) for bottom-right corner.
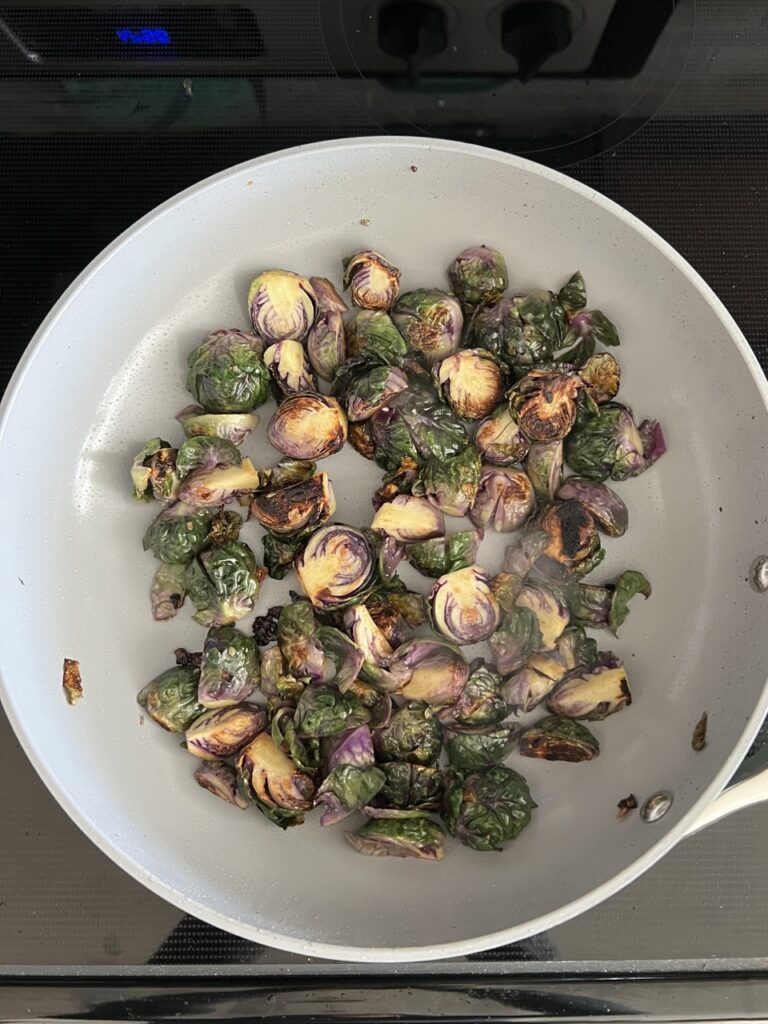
(431, 565), (500, 645)
(346, 365), (409, 421)
(346, 816), (446, 860)
(344, 603), (395, 666)
(198, 624), (260, 707)
(345, 310), (408, 366)
(251, 472), (335, 537)
(503, 666), (558, 713)
(434, 349), (505, 420)
(562, 308), (620, 352)
(307, 310), (346, 382)
(237, 732), (316, 828)
(443, 765), (536, 852)
(176, 405), (260, 445)
(393, 638), (470, 705)
(502, 529), (549, 577)
(150, 562), (187, 621)
(261, 530), (310, 580)
(194, 760), (248, 809)
(579, 352), (621, 404)
(539, 499), (599, 569)
(185, 703), (265, 760)
(447, 245), (508, 310)
(343, 250), (401, 310)
(175, 435), (241, 480)
(137, 665), (205, 732)
(247, 270), (317, 343)
(348, 421), (377, 461)
(391, 376), (470, 460)
(378, 762), (444, 811)
(186, 329), (269, 413)
(315, 626), (365, 691)
(518, 715), (600, 762)
(406, 529), (482, 578)
(294, 684), (371, 738)
(475, 406), (530, 465)
(267, 393), (348, 461)
(489, 606), (542, 675)
(468, 297), (529, 369)
(509, 370), (582, 443)
(416, 447), (482, 518)
(309, 276), (348, 314)
(376, 705), (443, 766)
(437, 660), (507, 728)
(548, 657), (631, 720)
(516, 582), (569, 649)
(515, 288), (567, 351)
(264, 457), (316, 489)
(315, 764), (386, 825)
(564, 402), (666, 482)
(263, 339), (317, 395)
(143, 502), (215, 564)
(371, 495), (445, 543)
(296, 525), (377, 611)
(326, 724), (376, 769)
(271, 707), (321, 775)
(525, 440), (563, 503)
(206, 510), (243, 545)
(556, 477), (628, 537)
(558, 270), (586, 316)
(131, 438), (178, 502)
(392, 289), (463, 365)
(469, 468), (535, 533)
(443, 723), (519, 770)
(177, 457), (261, 508)
(258, 645), (283, 696)
(277, 599), (324, 681)
(184, 541), (263, 627)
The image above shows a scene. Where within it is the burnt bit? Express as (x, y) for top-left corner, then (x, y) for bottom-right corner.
(174, 647), (202, 668)
(62, 658), (83, 706)
(410, 164), (418, 172)
(348, 421), (376, 461)
(252, 605), (283, 645)
(616, 794), (638, 819)
(692, 711), (708, 752)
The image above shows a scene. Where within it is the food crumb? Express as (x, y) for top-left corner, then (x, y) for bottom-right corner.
(410, 164), (418, 172)
(62, 658), (83, 706)
(139, 714), (145, 726)
(359, 218), (370, 226)
(616, 794), (638, 819)
(692, 711), (708, 751)
(17, 577), (24, 585)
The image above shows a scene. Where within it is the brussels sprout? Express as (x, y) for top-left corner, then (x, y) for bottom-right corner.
(516, 582), (569, 649)
(469, 468), (535, 533)
(416, 447), (482, 517)
(348, 421), (377, 461)
(371, 494), (445, 543)
(489, 606), (542, 675)
(186, 329), (269, 413)
(516, 288), (567, 350)
(447, 245), (508, 310)
(294, 684), (371, 738)
(343, 250), (401, 310)
(434, 349), (506, 421)
(137, 665), (205, 732)
(443, 764), (536, 852)
(194, 760), (249, 809)
(277, 600), (324, 681)
(344, 603), (392, 665)
(266, 458), (318, 490)
(564, 402), (666, 482)
(296, 525), (377, 611)
(198, 624), (260, 707)
(388, 377), (470, 462)
(468, 297), (531, 370)
(307, 310), (346, 382)
(177, 457), (261, 508)
(315, 626), (364, 691)
(509, 370), (582, 442)
(176, 405), (260, 445)
(251, 473), (335, 537)
(406, 529), (482, 579)
(394, 638), (470, 705)
(236, 732), (316, 828)
(262, 530), (310, 580)
(437, 660), (508, 727)
(503, 666), (558, 713)
(184, 541), (263, 627)
(276, 674), (306, 705)
(272, 707), (322, 775)
(378, 536), (406, 579)
(345, 310), (408, 366)
(607, 570), (651, 633)
(392, 289), (463, 365)
(346, 366), (410, 423)
(379, 763), (444, 811)
(175, 436), (242, 480)
(131, 438), (178, 502)
(377, 705), (443, 766)
(475, 406), (530, 466)
(490, 570), (524, 613)
(579, 352), (621, 404)
(370, 458), (421, 511)
(558, 270), (586, 316)
(548, 657), (631, 720)
(185, 703), (265, 760)
(431, 565), (500, 645)
(259, 645), (283, 696)
(361, 593), (408, 648)
(315, 764), (387, 826)
(327, 724), (376, 770)
(143, 502), (215, 564)
(150, 562), (187, 621)
(525, 440), (563, 502)
(444, 723), (519, 769)
(562, 308), (620, 351)
(518, 715), (600, 762)
(539, 499), (599, 569)
(384, 583), (429, 628)
(247, 269), (317, 343)
(346, 816), (446, 860)
(555, 625), (598, 673)
(502, 529), (549, 578)
(267, 393), (348, 461)
(263, 339), (317, 395)
(309, 276), (348, 314)
(556, 477), (628, 537)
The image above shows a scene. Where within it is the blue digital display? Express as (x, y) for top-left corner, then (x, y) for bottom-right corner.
(115, 26), (171, 45)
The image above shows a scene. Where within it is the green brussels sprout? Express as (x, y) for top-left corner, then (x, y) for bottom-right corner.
(143, 502), (215, 564)
(177, 457), (261, 508)
(548, 654), (631, 720)
(186, 329), (269, 413)
(198, 624), (260, 707)
(434, 349), (506, 420)
(518, 715), (600, 762)
(381, 377), (469, 465)
(378, 763), (444, 811)
(207, 510), (243, 545)
(515, 288), (567, 351)
(345, 365), (409, 422)
(247, 270), (317, 343)
(150, 562), (187, 621)
(261, 530), (311, 580)
(431, 565), (501, 645)
(185, 703), (265, 760)
(556, 477), (628, 537)
(137, 665), (205, 732)
(416, 447), (482, 517)
(371, 494), (445, 543)
(267, 393), (348, 461)
(271, 706), (321, 775)
(131, 438), (179, 502)
(489, 606), (542, 676)
(175, 435), (241, 480)
(236, 732), (316, 828)
(194, 760), (248, 809)
(607, 570), (651, 633)
(343, 250), (401, 310)
(294, 684), (371, 738)
(516, 581), (570, 649)
(251, 472), (335, 537)
(277, 599), (324, 680)
(509, 369), (582, 443)
(579, 352), (621, 404)
(525, 440), (563, 502)
(475, 405), (530, 466)
(309, 275), (348, 314)
(345, 816), (446, 860)
(558, 270), (586, 316)
(564, 402), (666, 482)
(176, 405), (260, 445)
(307, 309), (346, 382)
(369, 407), (421, 472)
(184, 541), (263, 627)
(263, 339), (317, 395)
(443, 764), (536, 852)
(469, 467), (536, 533)
(315, 764), (386, 825)
(345, 310), (408, 366)
(468, 297), (530, 370)
(443, 723), (519, 770)
(406, 529), (482, 579)
(315, 626), (365, 691)
(447, 245), (508, 310)
(436, 660), (507, 727)
(392, 289), (463, 365)
(377, 705), (443, 766)
(539, 499), (600, 570)
(258, 645), (283, 696)
(296, 525), (377, 611)
(394, 638), (471, 706)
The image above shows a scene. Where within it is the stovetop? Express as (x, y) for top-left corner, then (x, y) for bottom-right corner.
(1, 0), (768, 1019)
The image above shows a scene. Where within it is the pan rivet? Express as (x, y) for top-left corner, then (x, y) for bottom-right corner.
(750, 556), (768, 593)
(641, 790), (673, 823)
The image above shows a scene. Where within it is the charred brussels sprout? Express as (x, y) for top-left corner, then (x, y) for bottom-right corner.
(307, 310), (346, 382)
(371, 494), (445, 543)
(194, 760), (248, 809)
(443, 765), (536, 852)
(580, 352), (621, 404)
(518, 716), (599, 762)
(345, 310), (408, 366)
(296, 525), (377, 611)
(406, 530), (482, 579)
(415, 447), (482, 517)
(564, 402), (666, 482)
(186, 329), (269, 413)
(138, 665), (205, 732)
(294, 684), (371, 738)
(475, 406), (530, 466)
(516, 582), (570, 649)
(247, 270), (317, 343)
(540, 499), (599, 569)
(437, 660), (507, 728)
(343, 250), (401, 310)
(131, 438), (178, 503)
(150, 563), (187, 621)
(198, 624), (260, 707)
(346, 816), (446, 860)
(557, 477), (628, 537)
(143, 502), (215, 564)
(277, 599), (324, 681)
(379, 763), (444, 811)
(525, 440), (563, 503)
(185, 703), (265, 760)
(469, 467), (536, 533)
(266, 457), (317, 489)
(509, 370), (582, 443)
(315, 764), (386, 825)
(377, 705), (443, 766)
(443, 723), (519, 770)
(207, 510), (243, 546)
(547, 654), (631, 720)
(434, 349), (505, 420)
(176, 405), (260, 445)
(447, 245), (508, 310)
(267, 393), (348, 461)
(392, 289), (463, 365)
(251, 472), (335, 537)
(237, 732), (316, 828)
(261, 531), (310, 581)
(489, 606), (542, 676)
(263, 339), (317, 395)
(184, 541), (262, 627)
(346, 365), (409, 421)
(177, 458), (261, 508)
(394, 638), (470, 705)
(431, 565), (500, 645)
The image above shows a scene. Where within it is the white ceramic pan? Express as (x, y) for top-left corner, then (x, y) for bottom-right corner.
(1, 137), (768, 963)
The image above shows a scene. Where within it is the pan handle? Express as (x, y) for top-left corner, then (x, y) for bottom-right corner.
(686, 769), (768, 835)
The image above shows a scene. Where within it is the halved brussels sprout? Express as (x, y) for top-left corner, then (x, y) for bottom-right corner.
(315, 764), (386, 826)
(475, 406), (530, 466)
(198, 624), (260, 707)
(502, 529), (549, 578)
(504, 666), (558, 713)
(267, 393), (348, 461)
(525, 440), (563, 503)
(416, 447), (482, 517)
(580, 352), (621, 404)
(315, 626), (365, 691)
(175, 436), (241, 481)
(443, 723), (519, 770)
(327, 724), (376, 769)
(262, 530), (311, 580)
(251, 473), (335, 537)
(558, 271), (586, 316)
(307, 310), (346, 382)
(349, 421), (376, 461)
(143, 502), (215, 564)
(138, 665), (205, 732)
(378, 763), (444, 811)
(564, 402), (666, 482)
(194, 760), (248, 809)
(344, 603), (395, 666)
(237, 732), (316, 828)
(556, 477), (628, 537)
(548, 658), (631, 720)
(131, 438), (178, 502)
(296, 525), (377, 611)
(309, 276), (348, 313)
(434, 349), (505, 420)
(540, 499), (599, 569)
(345, 310), (409, 366)
(371, 494), (445, 543)
(343, 250), (401, 310)
(509, 370), (582, 443)
(443, 764), (536, 852)
(277, 600), (324, 681)
(150, 563), (187, 621)
(176, 405), (260, 445)
(294, 684), (371, 738)
(469, 468), (535, 533)
(394, 638), (471, 705)
(258, 645), (283, 696)
(346, 366), (409, 422)
(346, 817), (446, 860)
(392, 289), (463, 365)
(489, 606), (542, 676)
(177, 458), (261, 508)
(186, 329), (269, 413)
(518, 715), (600, 762)
(437, 660), (508, 728)
(431, 565), (500, 645)
(184, 540), (263, 627)
(263, 339), (317, 395)
(376, 705), (443, 766)
(248, 270), (317, 343)
(265, 457), (318, 489)
(406, 529), (482, 579)
(515, 582), (569, 650)
(185, 703), (265, 760)
(447, 245), (508, 310)
(362, 593), (408, 649)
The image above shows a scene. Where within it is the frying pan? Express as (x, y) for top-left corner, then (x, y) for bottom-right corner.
(1, 137), (767, 963)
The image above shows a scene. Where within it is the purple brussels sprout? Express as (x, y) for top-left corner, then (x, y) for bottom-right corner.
(547, 654), (631, 721)
(525, 440), (563, 503)
(185, 703), (265, 760)
(194, 760), (249, 809)
(237, 732), (316, 828)
(198, 624), (260, 707)
(186, 329), (270, 413)
(342, 250), (401, 310)
(433, 349), (505, 420)
(315, 626), (365, 692)
(371, 494), (446, 543)
(447, 245), (508, 310)
(176, 404), (260, 446)
(393, 637), (471, 706)
(469, 468), (536, 533)
(250, 472), (335, 537)
(564, 402), (666, 482)
(475, 406), (530, 466)
(263, 339), (317, 396)
(315, 764), (386, 826)
(309, 276), (348, 314)
(345, 816), (446, 860)
(328, 725), (376, 770)
(556, 477), (628, 537)
(296, 525), (377, 612)
(516, 581), (570, 650)
(431, 565), (501, 645)
(177, 457), (261, 508)
(392, 289), (463, 365)
(247, 269), (317, 343)
(345, 366), (409, 422)
(307, 310), (346, 382)
(268, 393), (348, 461)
